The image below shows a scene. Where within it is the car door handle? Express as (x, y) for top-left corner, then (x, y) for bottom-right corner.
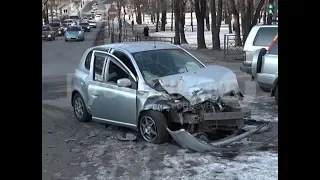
(80, 81), (85, 85)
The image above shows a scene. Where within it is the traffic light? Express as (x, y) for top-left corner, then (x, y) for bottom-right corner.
(268, 3), (274, 15)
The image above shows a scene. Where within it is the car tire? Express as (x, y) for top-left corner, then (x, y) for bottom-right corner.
(65, 39), (68, 42)
(72, 93), (92, 122)
(259, 85), (270, 92)
(251, 48), (267, 78)
(275, 86), (278, 105)
(256, 48), (267, 74)
(139, 110), (169, 144)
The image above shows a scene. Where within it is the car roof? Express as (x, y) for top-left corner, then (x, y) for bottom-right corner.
(252, 24), (278, 28)
(69, 25), (81, 28)
(94, 42), (181, 53)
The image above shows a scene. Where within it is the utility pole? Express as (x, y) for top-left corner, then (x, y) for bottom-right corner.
(267, 0), (274, 25)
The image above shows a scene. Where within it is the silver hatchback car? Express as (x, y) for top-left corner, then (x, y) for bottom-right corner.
(71, 42), (251, 146)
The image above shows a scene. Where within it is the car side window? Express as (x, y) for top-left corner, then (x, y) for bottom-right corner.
(93, 52), (107, 82)
(84, 51), (93, 70)
(269, 39), (278, 55)
(253, 27), (278, 46)
(113, 51), (138, 77)
(106, 60), (136, 89)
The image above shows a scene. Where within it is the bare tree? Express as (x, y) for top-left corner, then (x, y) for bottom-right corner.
(180, 0), (188, 43)
(205, 1), (210, 31)
(195, 0), (207, 49)
(227, 0), (241, 46)
(135, 0), (142, 24)
(174, 0), (181, 44)
(155, 0), (160, 32)
(160, 0), (167, 31)
(211, 0), (223, 50)
(171, 0), (174, 31)
(190, 0), (194, 32)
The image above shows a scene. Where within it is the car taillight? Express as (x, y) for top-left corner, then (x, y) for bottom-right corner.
(242, 51), (246, 61)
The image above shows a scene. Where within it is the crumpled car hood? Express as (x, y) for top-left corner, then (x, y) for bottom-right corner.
(158, 65), (240, 105)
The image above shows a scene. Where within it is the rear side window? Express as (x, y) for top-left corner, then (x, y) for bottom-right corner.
(84, 51), (93, 70)
(269, 39), (278, 55)
(253, 27), (278, 46)
(94, 52), (107, 76)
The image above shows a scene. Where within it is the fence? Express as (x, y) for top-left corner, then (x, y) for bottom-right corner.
(110, 32), (174, 44)
(223, 34), (243, 60)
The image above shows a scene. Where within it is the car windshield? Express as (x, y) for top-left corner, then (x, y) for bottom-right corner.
(42, 26), (50, 31)
(62, 23), (68, 27)
(88, 20), (95, 23)
(49, 23), (60, 27)
(79, 23), (89, 25)
(67, 26), (81, 31)
(132, 49), (204, 84)
(65, 20), (73, 23)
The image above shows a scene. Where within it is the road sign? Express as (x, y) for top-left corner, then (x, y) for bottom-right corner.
(108, 8), (117, 20)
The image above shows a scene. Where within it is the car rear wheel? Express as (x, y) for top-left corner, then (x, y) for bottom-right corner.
(65, 39), (68, 42)
(139, 110), (169, 144)
(73, 93), (91, 122)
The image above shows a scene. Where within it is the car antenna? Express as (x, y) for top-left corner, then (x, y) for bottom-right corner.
(153, 41), (156, 48)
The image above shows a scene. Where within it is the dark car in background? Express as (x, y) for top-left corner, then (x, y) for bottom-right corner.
(42, 25), (55, 41)
(79, 22), (91, 32)
(62, 23), (68, 31)
(49, 22), (65, 36)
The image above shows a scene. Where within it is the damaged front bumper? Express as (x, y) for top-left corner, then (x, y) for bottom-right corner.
(167, 122), (276, 153)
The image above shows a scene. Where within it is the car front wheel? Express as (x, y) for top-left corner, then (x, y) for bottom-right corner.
(73, 93), (91, 122)
(139, 110), (169, 144)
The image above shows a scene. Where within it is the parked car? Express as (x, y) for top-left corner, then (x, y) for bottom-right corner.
(95, 14), (101, 21)
(49, 22), (65, 36)
(251, 34), (278, 104)
(79, 22), (91, 32)
(240, 25), (278, 75)
(42, 25), (55, 41)
(64, 25), (85, 42)
(71, 42), (252, 146)
(88, 20), (97, 28)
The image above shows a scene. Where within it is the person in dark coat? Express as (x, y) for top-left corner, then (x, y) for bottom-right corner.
(131, 20), (134, 30)
(143, 25), (149, 36)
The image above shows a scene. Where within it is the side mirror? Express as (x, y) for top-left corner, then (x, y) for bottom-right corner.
(117, 78), (131, 87)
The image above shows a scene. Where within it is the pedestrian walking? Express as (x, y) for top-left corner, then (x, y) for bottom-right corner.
(143, 25), (149, 37)
(131, 20), (134, 31)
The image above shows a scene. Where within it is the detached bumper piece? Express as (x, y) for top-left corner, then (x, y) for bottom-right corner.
(167, 122), (277, 153)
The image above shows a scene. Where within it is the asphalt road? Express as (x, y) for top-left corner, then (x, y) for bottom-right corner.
(42, 2), (278, 179)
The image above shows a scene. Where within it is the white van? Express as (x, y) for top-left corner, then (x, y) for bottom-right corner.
(240, 25), (278, 74)
(95, 14), (101, 21)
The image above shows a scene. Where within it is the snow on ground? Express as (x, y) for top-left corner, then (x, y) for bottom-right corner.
(155, 149), (278, 180)
(241, 95), (278, 122)
(74, 140), (278, 180)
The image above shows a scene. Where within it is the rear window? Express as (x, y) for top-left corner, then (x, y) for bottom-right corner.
(79, 23), (89, 25)
(269, 39), (278, 55)
(253, 27), (278, 46)
(67, 26), (81, 31)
